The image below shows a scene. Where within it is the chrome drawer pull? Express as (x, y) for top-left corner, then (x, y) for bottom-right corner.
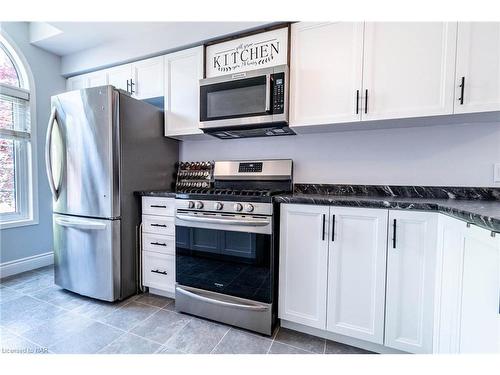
(151, 242), (167, 247)
(151, 269), (168, 275)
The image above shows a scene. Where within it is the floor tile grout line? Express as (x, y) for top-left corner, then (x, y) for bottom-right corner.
(2, 325), (51, 352)
(210, 326), (232, 354)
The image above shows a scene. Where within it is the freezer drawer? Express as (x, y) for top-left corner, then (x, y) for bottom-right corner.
(53, 214), (121, 301)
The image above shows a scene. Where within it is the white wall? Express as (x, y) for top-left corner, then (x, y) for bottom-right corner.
(0, 22), (66, 264)
(60, 22), (269, 76)
(180, 121), (500, 187)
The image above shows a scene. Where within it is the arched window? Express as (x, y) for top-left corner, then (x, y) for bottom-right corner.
(0, 34), (36, 227)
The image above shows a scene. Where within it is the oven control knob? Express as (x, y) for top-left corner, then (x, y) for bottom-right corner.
(245, 204), (254, 212)
(215, 202), (223, 210)
(195, 201), (204, 209)
(188, 201), (195, 209)
(234, 203), (243, 212)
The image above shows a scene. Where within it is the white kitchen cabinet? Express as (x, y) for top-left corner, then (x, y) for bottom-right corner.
(132, 56), (164, 99)
(66, 75), (88, 91)
(289, 22), (364, 127)
(454, 22), (500, 114)
(385, 210), (438, 353)
(86, 71), (107, 88)
(279, 204), (329, 329)
(141, 196), (176, 296)
(459, 224), (500, 353)
(326, 207), (388, 344)
(433, 214), (467, 354)
(106, 63), (133, 93)
(434, 216), (500, 353)
(164, 46), (204, 137)
(362, 22), (457, 121)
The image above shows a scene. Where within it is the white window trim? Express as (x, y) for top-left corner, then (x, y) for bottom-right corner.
(0, 32), (38, 230)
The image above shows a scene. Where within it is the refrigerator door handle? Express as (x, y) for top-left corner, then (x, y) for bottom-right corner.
(45, 107), (60, 200)
(54, 216), (107, 230)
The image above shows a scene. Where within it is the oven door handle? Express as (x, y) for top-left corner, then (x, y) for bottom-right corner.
(176, 286), (269, 312)
(175, 213), (270, 226)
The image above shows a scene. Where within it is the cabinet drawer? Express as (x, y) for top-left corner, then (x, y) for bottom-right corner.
(143, 233), (175, 255)
(142, 196), (175, 216)
(142, 215), (175, 236)
(142, 251), (175, 292)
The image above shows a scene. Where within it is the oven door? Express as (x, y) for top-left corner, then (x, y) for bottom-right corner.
(199, 69), (275, 129)
(175, 210), (273, 303)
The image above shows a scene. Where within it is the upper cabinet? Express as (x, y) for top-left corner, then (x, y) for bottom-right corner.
(290, 22), (364, 126)
(454, 22), (500, 114)
(106, 63), (133, 93)
(361, 22), (457, 121)
(164, 46), (204, 138)
(290, 22), (499, 129)
(132, 56), (164, 100)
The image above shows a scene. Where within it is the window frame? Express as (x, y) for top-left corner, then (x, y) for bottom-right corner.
(0, 32), (38, 229)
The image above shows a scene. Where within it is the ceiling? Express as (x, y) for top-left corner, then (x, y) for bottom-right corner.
(29, 22), (271, 56)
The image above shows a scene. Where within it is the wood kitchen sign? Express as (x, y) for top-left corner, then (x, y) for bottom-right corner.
(205, 27), (288, 78)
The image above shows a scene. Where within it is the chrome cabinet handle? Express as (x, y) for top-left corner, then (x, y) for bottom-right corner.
(176, 286), (268, 312)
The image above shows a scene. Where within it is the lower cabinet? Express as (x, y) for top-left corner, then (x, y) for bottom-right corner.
(326, 207), (388, 344)
(279, 204), (329, 329)
(435, 215), (500, 353)
(384, 210), (438, 353)
(141, 197), (176, 296)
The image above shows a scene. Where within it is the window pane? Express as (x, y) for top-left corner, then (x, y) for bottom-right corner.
(0, 137), (16, 213)
(0, 93), (30, 132)
(0, 46), (20, 87)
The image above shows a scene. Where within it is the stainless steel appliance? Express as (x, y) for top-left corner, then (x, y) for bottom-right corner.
(46, 86), (178, 302)
(199, 65), (295, 139)
(174, 159), (293, 335)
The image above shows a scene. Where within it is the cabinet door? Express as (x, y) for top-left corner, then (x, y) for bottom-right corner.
(86, 71), (107, 88)
(433, 215), (467, 354)
(385, 210), (438, 353)
(279, 204), (329, 329)
(289, 22), (364, 127)
(326, 207), (388, 344)
(132, 56), (164, 99)
(460, 225), (500, 353)
(454, 22), (500, 114)
(164, 46), (204, 137)
(66, 75), (88, 91)
(362, 22), (457, 121)
(107, 64), (132, 92)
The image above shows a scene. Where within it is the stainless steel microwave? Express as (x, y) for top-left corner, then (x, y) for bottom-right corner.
(199, 65), (294, 139)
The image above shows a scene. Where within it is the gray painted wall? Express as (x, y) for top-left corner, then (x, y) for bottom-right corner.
(181, 121), (500, 187)
(0, 22), (66, 263)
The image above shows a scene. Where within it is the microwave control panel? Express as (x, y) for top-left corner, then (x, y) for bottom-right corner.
(272, 72), (285, 114)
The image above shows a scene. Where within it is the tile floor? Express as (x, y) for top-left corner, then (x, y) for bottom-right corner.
(0, 266), (373, 355)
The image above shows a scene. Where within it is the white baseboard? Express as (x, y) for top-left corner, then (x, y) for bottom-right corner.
(280, 320), (408, 354)
(0, 251), (54, 278)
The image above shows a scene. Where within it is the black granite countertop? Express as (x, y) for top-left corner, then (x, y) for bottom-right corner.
(274, 194), (500, 232)
(134, 190), (176, 198)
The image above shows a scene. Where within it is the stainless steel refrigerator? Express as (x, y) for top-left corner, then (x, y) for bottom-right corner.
(45, 86), (178, 301)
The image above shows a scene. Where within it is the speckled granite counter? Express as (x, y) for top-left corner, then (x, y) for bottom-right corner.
(134, 190), (176, 198)
(275, 188), (500, 233)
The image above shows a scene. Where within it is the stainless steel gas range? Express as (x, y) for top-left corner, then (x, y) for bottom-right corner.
(174, 159), (293, 335)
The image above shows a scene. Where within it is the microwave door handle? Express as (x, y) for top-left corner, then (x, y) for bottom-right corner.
(265, 74), (271, 112)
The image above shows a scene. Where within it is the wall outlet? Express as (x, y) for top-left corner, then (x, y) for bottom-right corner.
(495, 163), (500, 183)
